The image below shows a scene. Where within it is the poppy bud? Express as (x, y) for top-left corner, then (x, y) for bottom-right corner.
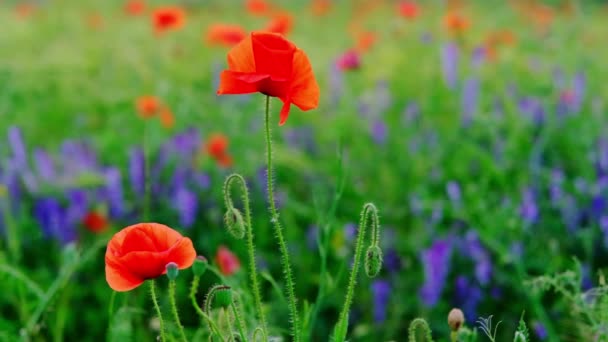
(166, 262), (179, 280)
(364, 245), (383, 277)
(213, 285), (233, 309)
(192, 255), (208, 277)
(447, 308), (465, 331)
(224, 207), (245, 239)
(514, 331), (527, 342)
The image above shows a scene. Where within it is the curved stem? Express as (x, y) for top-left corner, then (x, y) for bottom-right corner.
(169, 280), (188, 342)
(190, 276), (225, 340)
(149, 280), (166, 342)
(263, 95), (300, 341)
(223, 174), (267, 339)
(334, 203), (381, 342)
(408, 318), (433, 342)
(231, 301), (249, 342)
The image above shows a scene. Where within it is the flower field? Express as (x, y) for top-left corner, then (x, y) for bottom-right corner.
(1, 1), (608, 341)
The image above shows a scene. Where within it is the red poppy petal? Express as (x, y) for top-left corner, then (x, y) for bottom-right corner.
(166, 237), (197, 269)
(251, 32), (295, 80)
(278, 100), (291, 126)
(120, 250), (169, 279)
(227, 35), (256, 72)
(105, 254), (145, 292)
(217, 71), (263, 94)
(289, 49), (320, 111)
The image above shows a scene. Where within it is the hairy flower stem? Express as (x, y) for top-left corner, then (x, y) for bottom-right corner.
(169, 280), (187, 342)
(334, 203), (382, 342)
(149, 280), (166, 342)
(190, 277), (223, 340)
(231, 301), (249, 342)
(223, 174), (267, 339)
(263, 95), (300, 341)
(408, 318), (434, 342)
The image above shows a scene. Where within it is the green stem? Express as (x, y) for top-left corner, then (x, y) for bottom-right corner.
(408, 318), (433, 342)
(231, 301), (249, 342)
(263, 95), (300, 341)
(107, 290), (116, 334)
(334, 203), (381, 342)
(143, 119), (151, 222)
(149, 280), (166, 342)
(224, 307), (237, 341)
(169, 280), (187, 342)
(223, 174), (267, 339)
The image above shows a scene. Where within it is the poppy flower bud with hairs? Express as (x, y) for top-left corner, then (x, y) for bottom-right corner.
(448, 308), (465, 331)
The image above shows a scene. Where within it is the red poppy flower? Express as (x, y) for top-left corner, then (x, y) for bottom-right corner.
(125, 0), (146, 16)
(83, 211), (108, 233)
(86, 13), (104, 30)
(246, 0), (272, 16)
(264, 12), (294, 36)
(206, 24), (247, 47)
(15, 3), (35, 18)
(152, 6), (186, 35)
(336, 50), (361, 71)
(205, 134), (232, 167)
(105, 223), (196, 291)
(397, 1), (420, 19)
(136, 96), (160, 118)
(355, 31), (376, 53)
(216, 32), (320, 126)
(215, 246), (240, 276)
(159, 108), (175, 129)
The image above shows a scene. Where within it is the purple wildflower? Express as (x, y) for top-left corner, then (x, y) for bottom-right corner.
(344, 223), (357, 242)
(371, 280), (391, 324)
(471, 46), (485, 68)
(172, 186), (198, 228)
(463, 231), (492, 285)
(8, 126), (27, 170)
(402, 101), (420, 125)
(65, 189), (89, 225)
(441, 42), (459, 89)
(328, 64), (344, 108)
(34, 197), (76, 244)
(533, 322), (548, 340)
(461, 77), (479, 126)
(454, 276), (483, 320)
(519, 187), (539, 225)
(33, 149), (55, 182)
(101, 168), (125, 218)
(420, 239), (452, 307)
(384, 248), (402, 273)
(370, 119), (388, 145)
(193, 172), (211, 190)
(572, 71), (585, 112)
(446, 181), (462, 203)
(129, 147), (145, 197)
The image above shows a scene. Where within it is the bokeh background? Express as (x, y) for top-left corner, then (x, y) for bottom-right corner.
(1, 0), (608, 341)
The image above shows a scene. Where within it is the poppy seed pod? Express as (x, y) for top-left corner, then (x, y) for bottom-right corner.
(214, 285), (233, 308)
(166, 262), (179, 280)
(448, 308), (465, 331)
(365, 245), (383, 277)
(192, 256), (208, 277)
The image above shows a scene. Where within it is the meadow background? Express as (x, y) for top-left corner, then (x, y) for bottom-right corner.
(1, 0), (608, 341)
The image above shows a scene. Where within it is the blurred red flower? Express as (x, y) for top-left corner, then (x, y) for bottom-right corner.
(397, 1), (420, 19)
(15, 3), (35, 18)
(246, 0), (272, 16)
(135, 96), (175, 128)
(206, 24), (247, 47)
(105, 223), (196, 291)
(444, 12), (470, 34)
(310, 0), (331, 16)
(336, 49), (361, 71)
(125, 0), (146, 16)
(355, 31), (376, 53)
(83, 211), (108, 233)
(264, 12), (294, 36)
(215, 246), (241, 276)
(152, 6), (186, 35)
(216, 32), (320, 126)
(205, 133), (232, 167)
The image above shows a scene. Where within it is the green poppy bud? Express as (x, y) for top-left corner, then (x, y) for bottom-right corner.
(192, 255), (208, 277)
(214, 285), (233, 309)
(364, 245), (383, 277)
(224, 207), (245, 239)
(166, 262), (179, 280)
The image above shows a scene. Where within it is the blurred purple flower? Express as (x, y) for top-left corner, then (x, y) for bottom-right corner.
(420, 31), (433, 44)
(572, 71), (586, 112)
(446, 181), (462, 203)
(533, 322), (548, 340)
(601, 216), (608, 248)
(402, 101), (420, 125)
(471, 46), (485, 68)
(370, 119), (388, 145)
(172, 186), (198, 228)
(344, 222), (357, 242)
(420, 239), (452, 307)
(519, 187), (539, 225)
(441, 42), (459, 89)
(552, 67), (565, 89)
(306, 225), (318, 250)
(129, 147), (145, 197)
(101, 168), (125, 218)
(461, 77), (479, 126)
(463, 231), (492, 285)
(518, 97), (545, 126)
(371, 280), (391, 324)
(193, 172), (210, 190)
(454, 275), (482, 321)
(384, 248), (402, 273)
(33, 149), (55, 182)
(34, 197), (75, 244)
(329, 64), (344, 108)
(8, 126), (27, 170)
